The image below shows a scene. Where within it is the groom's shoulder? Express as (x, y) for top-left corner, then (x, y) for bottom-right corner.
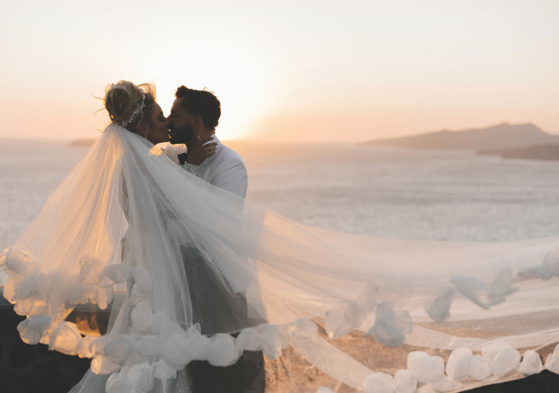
(216, 142), (246, 168)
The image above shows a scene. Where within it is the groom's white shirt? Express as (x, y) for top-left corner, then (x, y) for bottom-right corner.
(165, 136), (248, 199)
(164, 137), (251, 290)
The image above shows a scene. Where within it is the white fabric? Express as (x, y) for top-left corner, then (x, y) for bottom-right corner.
(163, 143), (186, 165)
(2, 123), (559, 393)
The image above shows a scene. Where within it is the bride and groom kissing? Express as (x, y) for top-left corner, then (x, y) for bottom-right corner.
(68, 83), (257, 392)
(126, 82), (248, 201)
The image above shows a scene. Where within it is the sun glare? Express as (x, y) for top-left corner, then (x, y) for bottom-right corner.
(140, 44), (272, 141)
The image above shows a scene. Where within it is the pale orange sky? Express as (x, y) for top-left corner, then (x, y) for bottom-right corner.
(0, 0), (557, 142)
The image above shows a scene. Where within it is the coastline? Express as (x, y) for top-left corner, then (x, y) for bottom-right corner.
(478, 144), (559, 161)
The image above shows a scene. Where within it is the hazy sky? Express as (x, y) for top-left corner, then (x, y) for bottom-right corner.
(1, 0), (558, 142)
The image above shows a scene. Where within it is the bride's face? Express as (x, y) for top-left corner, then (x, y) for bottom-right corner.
(138, 103), (170, 145)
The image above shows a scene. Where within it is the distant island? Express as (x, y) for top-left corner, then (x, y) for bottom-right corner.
(69, 139), (96, 147)
(361, 123), (559, 151)
(478, 144), (559, 161)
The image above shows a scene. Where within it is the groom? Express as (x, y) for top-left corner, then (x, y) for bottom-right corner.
(167, 85), (248, 201)
(166, 86), (255, 393)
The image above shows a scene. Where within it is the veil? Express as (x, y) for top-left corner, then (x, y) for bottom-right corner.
(3, 123), (559, 392)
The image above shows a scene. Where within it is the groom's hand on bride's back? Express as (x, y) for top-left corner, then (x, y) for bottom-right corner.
(187, 135), (218, 165)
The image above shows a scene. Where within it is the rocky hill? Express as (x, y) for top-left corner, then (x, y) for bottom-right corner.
(362, 123), (559, 150)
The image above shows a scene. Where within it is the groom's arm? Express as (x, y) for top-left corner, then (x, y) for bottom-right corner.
(211, 158), (248, 199)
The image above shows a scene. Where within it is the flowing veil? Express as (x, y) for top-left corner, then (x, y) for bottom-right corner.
(3, 123), (559, 392)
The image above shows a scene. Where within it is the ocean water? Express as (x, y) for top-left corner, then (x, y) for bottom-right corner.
(2, 139), (559, 253)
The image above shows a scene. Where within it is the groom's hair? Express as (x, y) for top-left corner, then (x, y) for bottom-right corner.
(175, 86), (221, 130)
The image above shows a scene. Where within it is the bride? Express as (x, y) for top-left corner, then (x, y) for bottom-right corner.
(3, 81), (559, 393)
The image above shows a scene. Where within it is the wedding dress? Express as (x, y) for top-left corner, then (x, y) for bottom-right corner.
(3, 123), (559, 393)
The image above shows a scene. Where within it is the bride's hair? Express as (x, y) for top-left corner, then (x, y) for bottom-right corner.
(104, 81), (156, 131)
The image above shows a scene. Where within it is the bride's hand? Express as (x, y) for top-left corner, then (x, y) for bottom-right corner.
(186, 135), (218, 165)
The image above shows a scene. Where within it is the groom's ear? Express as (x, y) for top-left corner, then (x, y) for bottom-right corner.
(193, 115), (205, 130)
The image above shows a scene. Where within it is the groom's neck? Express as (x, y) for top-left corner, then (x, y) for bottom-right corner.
(186, 129), (215, 150)
(185, 137), (197, 151)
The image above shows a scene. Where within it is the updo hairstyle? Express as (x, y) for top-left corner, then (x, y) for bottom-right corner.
(104, 81), (157, 131)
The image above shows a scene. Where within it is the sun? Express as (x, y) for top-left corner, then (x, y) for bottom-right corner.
(142, 47), (273, 141)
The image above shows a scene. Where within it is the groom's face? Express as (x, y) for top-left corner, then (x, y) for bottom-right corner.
(168, 98), (195, 145)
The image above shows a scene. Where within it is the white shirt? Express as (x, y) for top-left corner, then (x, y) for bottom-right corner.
(164, 137), (248, 199)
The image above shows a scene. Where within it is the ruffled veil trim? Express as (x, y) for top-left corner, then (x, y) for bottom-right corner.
(3, 123), (559, 392)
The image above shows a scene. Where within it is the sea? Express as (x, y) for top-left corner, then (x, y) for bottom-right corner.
(2, 138), (559, 254)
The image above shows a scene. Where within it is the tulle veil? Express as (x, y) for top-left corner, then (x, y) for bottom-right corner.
(3, 123), (559, 392)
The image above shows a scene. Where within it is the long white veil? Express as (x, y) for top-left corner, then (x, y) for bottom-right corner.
(3, 123), (559, 392)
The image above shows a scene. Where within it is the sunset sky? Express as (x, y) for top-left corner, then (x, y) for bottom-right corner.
(1, 0), (557, 142)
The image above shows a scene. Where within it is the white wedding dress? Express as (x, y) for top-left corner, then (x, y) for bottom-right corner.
(3, 123), (559, 393)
